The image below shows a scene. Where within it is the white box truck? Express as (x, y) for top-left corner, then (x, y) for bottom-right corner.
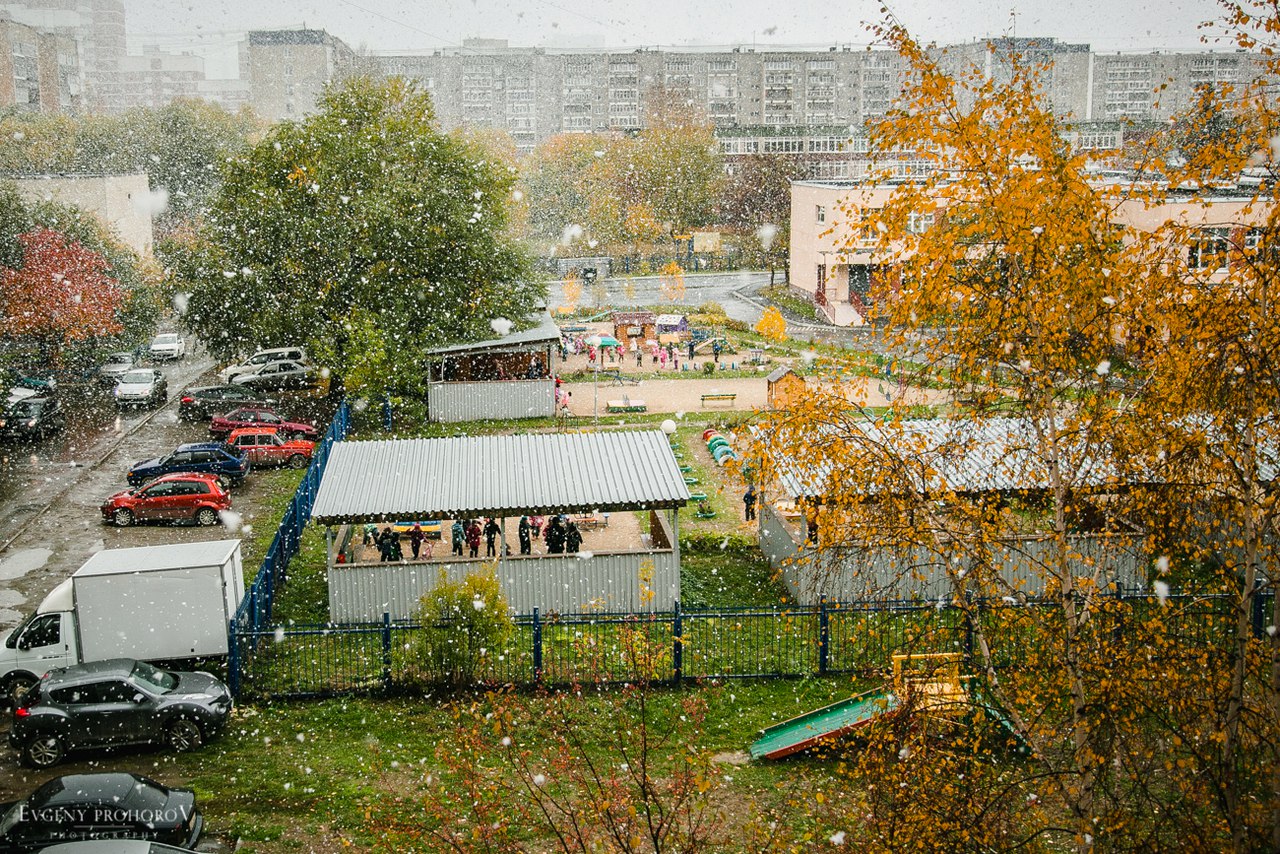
(0, 539), (245, 704)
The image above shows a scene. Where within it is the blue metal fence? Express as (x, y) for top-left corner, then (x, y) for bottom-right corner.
(228, 589), (1269, 700)
(227, 400), (350, 696)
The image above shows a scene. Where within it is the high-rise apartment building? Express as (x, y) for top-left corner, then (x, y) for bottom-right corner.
(370, 39), (1271, 155)
(0, 10), (80, 112)
(245, 28), (360, 122)
(1, 0), (123, 111)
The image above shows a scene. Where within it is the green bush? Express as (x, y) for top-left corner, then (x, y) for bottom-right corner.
(702, 361), (716, 374)
(413, 567), (513, 685)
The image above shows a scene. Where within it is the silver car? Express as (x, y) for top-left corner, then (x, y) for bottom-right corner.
(97, 351), (136, 385)
(114, 368), (168, 407)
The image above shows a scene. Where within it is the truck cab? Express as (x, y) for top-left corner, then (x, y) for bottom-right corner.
(0, 580), (78, 704)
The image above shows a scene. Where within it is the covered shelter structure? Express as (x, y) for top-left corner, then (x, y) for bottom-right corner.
(752, 417), (1147, 603)
(424, 310), (561, 422)
(311, 430), (690, 621)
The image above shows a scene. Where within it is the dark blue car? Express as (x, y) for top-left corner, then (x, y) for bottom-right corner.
(127, 442), (250, 487)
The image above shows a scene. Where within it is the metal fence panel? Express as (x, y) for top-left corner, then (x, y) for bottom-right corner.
(427, 379), (555, 422)
(329, 550), (680, 621)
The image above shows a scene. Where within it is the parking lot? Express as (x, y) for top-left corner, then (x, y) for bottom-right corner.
(0, 345), (329, 632)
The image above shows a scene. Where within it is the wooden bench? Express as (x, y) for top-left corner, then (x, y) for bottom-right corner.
(606, 398), (647, 413)
(572, 515), (607, 530)
(701, 392), (736, 407)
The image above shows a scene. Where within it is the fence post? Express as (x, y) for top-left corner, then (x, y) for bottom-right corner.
(532, 608), (542, 683)
(672, 601), (683, 685)
(1252, 580), (1267, 639)
(818, 596), (829, 676)
(382, 612), (393, 692)
(1112, 582), (1124, 646)
(962, 604), (974, 663)
(227, 619), (240, 699)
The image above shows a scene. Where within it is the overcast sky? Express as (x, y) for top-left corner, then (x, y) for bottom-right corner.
(126, 0), (1233, 78)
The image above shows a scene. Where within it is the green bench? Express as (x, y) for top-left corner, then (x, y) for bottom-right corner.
(701, 392), (736, 407)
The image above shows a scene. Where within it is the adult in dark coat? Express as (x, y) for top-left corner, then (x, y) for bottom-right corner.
(565, 522), (583, 554)
(483, 518), (500, 557)
(408, 523), (426, 560)
(466, 520), (482, 558)
(545, 516), (567, 554)
(378, 526), (397, 562)
(518, 516), (532, 555)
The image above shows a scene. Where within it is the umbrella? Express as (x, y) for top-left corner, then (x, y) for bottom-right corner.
(592, 334), (621, 348)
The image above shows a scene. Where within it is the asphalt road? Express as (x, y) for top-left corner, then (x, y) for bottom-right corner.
(0, 345), (233, 631)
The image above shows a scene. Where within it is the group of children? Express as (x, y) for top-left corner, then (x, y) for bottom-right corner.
(360, 514), (591, 563)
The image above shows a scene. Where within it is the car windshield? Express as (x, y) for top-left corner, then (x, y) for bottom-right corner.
(130, 660), (179, 693)
(0, 800), (22, 836)
(106, 352), (132, 364)
(154, 334), (179, 344)
(120, 369), (153, 384)
(7, 400), (41, 417)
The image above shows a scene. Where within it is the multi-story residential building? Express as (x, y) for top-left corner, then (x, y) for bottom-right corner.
(0, 10), (79, 112)
(117, 45), (202, 109)
(245, 28), (360, 121)
(1, 0), (122, 111)
(372, 39), (1267, 157)
(790, 178), (1273, 327)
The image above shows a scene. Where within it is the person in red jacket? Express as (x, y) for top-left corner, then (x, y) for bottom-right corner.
(465, 519), (482, 558)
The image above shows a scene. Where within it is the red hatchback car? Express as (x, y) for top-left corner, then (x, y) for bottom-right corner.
(100, 472), (231, 527)
(209, 407), (317, 440)
(227, 427), (315, 468)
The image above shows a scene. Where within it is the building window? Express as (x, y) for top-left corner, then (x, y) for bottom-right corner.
(907, 212), (934, 235)
(1188, 227), (1231, 272)
(816, 205), (826, 224)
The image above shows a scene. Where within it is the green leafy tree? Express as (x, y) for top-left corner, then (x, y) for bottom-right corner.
(413, 566), (513, 685)
(177, 76), (540, 395)
(718, 151), (806, 282)
(521, 92), (722, 256)
(0, 100), (260, 233)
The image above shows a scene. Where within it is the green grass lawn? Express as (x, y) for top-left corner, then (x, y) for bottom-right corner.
(186, 676), (865, 851)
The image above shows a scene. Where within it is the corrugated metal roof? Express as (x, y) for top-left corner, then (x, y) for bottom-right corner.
(311, 430), (691, 523)
(426, 310), (561, 357)
(759, 417), (1118, 500)
(766, 366), (796, 384)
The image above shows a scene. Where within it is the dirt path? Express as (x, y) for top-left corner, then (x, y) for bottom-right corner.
(556, 321), (951, 417)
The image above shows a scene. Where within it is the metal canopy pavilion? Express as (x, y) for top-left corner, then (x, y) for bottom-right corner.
(310, 429), (691, 524)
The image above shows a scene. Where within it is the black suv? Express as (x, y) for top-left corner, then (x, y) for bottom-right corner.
(127, 441), (250, 487)
(9, 659), (232, 768)
(0, 397), (63, 440)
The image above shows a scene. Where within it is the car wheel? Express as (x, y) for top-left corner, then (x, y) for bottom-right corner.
(6, 673), (36, 707)
(287, 454), (308, 469)
(195, 507), (220, 527)
(22, 735), (64, 768)
(112, 508), (134, 527)
(166, 718), (203, 752)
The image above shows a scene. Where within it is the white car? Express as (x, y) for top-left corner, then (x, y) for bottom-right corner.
(148, 333), (186, 361)
(219, 346), (308, 383)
